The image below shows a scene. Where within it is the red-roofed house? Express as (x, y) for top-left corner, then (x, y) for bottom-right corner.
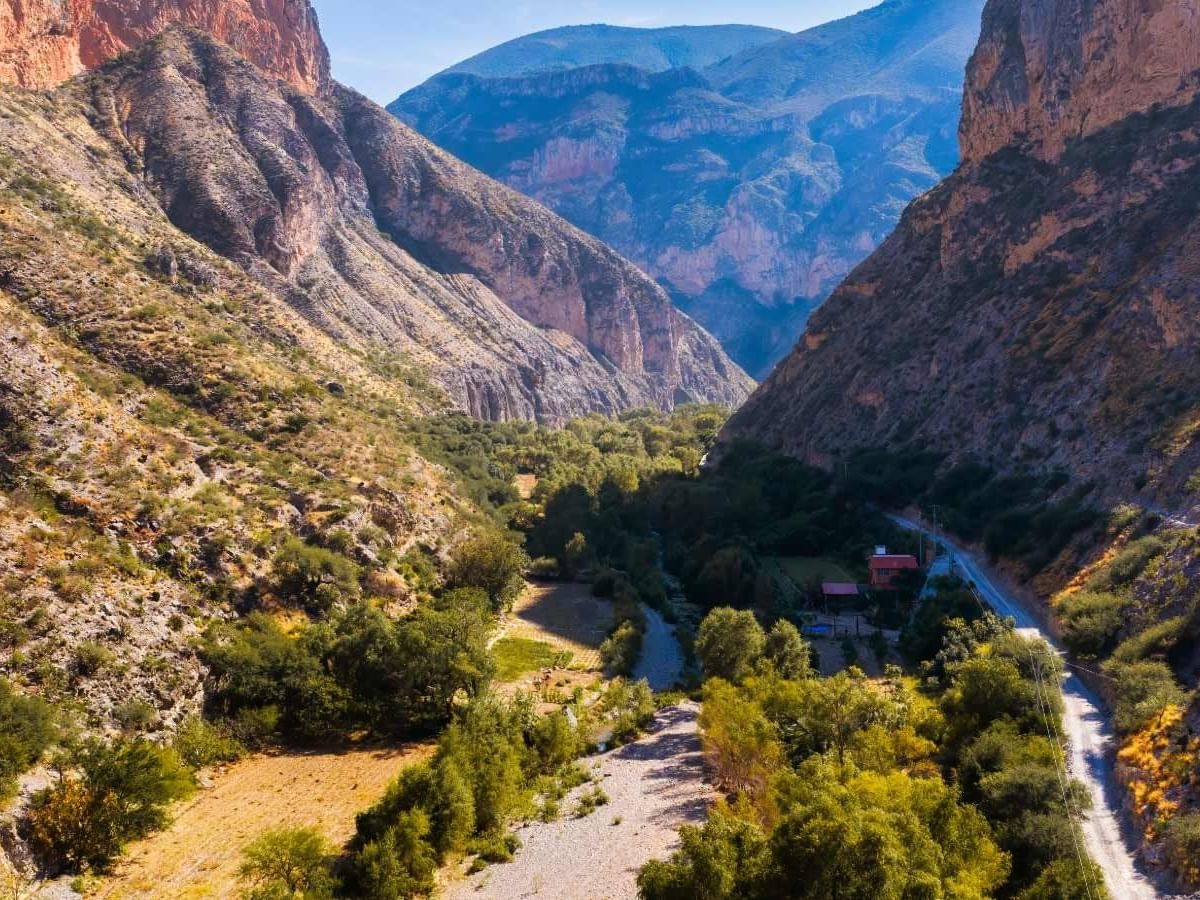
(822, 582), (860, 600)
(868, 548), (920, 589)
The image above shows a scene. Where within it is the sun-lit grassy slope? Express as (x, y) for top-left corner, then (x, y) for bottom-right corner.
(0, 84), (468, 732)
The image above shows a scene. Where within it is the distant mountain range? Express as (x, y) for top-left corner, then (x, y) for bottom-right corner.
(443, 24), (788, 78)
(391, 1), (986, 376)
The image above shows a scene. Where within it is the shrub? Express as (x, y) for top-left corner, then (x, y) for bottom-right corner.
(0, 679), (55, 799)
(238, 826), (335, 900)
(113, 700), (158, 733)
(1110, 616), (1189, 664)
(271, 538), (360, 614)
(600, 619), (642, 677)
(173, 716), (244, 770)
(1087, 537), (1164, 592)
(354, 811), (438, 898)
(73, 641), (115, 677)
(762, 620), (812, 680)
(1057, 591), (1128, 657)
(26, 739), (194, 873)
(1162, 812), (1200, 887)
(1106, 661), (1188, 734)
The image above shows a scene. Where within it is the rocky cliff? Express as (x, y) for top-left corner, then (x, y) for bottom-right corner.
(0, 0), (329, 92)
(77, 29), (749, 422)
(391, 0), (985, 377)
(723, 0), (1200, 503)
(961, 0), (1200, 163)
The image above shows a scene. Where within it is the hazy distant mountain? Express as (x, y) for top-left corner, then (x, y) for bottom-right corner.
(391, 0), (985, 376)
(443, 24), (788, 78)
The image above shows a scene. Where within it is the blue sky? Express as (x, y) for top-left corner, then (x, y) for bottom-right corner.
(311, 0), (877, 102)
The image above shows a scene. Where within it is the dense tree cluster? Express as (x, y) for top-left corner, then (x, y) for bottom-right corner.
(641, 606), (1107, 899)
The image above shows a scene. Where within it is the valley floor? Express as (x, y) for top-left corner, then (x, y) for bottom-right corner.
(442, 702), (714, 900)
(91, 744), (432, 899)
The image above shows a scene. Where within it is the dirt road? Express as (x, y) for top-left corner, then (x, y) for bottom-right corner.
(891, 515), (1161, 899)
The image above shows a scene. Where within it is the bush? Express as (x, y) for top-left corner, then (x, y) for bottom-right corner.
(600, 619), (643, 678)
(173, 716), (244, 770)
(762, 620), (812, 680)
(1057, 591), (1128, 658)
(26, 739), (194, 873)
(1107, 660), (1188, 735)
(113, 700), (158, 734)
(1110, 615), (1189, 664)
(1162, 812), (1200, 887)
(271, 538), (360, 615)
(73, 641), (115, 677)
(0, 679), (55, 799)
(1087, 537), (1164, 592)
(238, 826), (335, 900)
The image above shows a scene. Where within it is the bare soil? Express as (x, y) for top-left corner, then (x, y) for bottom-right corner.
(91, 744), (431, 900)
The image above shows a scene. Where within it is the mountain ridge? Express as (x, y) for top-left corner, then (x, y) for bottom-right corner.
(391, 0), (985, 376)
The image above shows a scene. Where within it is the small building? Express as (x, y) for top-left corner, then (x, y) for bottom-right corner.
(868, 547), (920, 589)
(821, 582), (860, 602)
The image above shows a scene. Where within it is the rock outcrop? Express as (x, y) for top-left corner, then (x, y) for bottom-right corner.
(961, 0), (1200, 163)
(722, 0), (1200, 502)
(80, 29), (749, 422)
(0, 0), (329, 92)
(392, 0), (986, 377)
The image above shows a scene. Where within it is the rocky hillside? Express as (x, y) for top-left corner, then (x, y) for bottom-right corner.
(391, 0), (985, 376)
(0, 0), (329, 92)
(443, 23), (787, 78)
(1, 5), (750, 423)
(724, 0), (1200, 504)
(0, 77), (465, 735)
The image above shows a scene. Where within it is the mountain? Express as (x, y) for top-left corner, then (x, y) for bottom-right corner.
(390, 0), (986, 376)
(723, 0), (1200, 502)
(443, 23), (788, 78)
(0, 6), (750, 425)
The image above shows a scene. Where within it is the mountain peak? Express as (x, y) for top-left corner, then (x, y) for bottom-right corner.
(0, 0), (330, 93)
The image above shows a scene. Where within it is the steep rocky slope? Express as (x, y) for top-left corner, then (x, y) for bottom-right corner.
(0, 0), (329, 91)
(442, 23), (787, 78)
(0, 80), (465, 734)
(723, 0), (1200, 504)
(391, 0), (985, 376)
(1, 6), (751, 423)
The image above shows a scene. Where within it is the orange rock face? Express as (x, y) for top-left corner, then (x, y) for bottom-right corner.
(961, 0), (1200, 163)
(0, 0), (328, 92)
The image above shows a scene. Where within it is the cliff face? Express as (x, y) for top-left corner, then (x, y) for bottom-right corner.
(391, 0), (985, 378)
(723, 0), (1200, 503)
(83, 29), (749, 421)
(961, 0), (1200, 163)
(0, 0), (329, 92)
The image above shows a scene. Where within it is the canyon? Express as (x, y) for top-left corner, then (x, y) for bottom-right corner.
(392, 1), (985, 376)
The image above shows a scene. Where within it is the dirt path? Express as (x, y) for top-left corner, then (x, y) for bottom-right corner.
(92, 744), (430, 899)
(891, 515), (1162, 899)
(632, 605), (684, 691)
(443, 702), (713, 900)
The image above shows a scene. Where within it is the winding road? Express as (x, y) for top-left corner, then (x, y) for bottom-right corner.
(890, 515), (1161, 899)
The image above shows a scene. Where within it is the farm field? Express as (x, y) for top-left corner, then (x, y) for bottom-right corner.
(496, 581), (615, 675)
(91, 744), (431, 900)
(771, 556), (858, 586)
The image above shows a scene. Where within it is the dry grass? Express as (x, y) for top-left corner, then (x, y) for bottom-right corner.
(91, 744), (432, 900)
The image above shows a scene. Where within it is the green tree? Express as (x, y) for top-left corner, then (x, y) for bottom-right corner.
(27, 739), (194, 872)
(447, 533), (529, 612)
(238, 827), (334, 900)
(638, 800), (771, 900)
(353, 812), (438, 899)
(0, 679), (55, 800)
(696, 608), (765, 683)
(761, 620), (811, 681)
